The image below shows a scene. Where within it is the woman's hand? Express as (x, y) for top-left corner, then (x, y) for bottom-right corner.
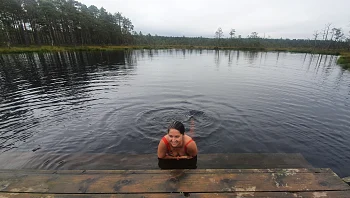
(176, 156), (183, 160)
(176, 156), (193, 160)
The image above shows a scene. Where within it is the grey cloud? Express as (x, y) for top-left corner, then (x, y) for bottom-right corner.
(79, 0), (350, 39)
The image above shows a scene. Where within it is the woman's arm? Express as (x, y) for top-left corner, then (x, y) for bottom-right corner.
(158, 140), (191, 160)
(162, 155), (189, 160)
(157, 139), (167, 159)
(186, 141), (198, 157)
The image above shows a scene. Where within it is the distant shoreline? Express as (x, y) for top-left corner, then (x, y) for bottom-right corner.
(0, 45), (349, 69)
(0, 45), (344, 54)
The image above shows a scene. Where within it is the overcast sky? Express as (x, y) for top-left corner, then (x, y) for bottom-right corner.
(79, 0), (350, 39)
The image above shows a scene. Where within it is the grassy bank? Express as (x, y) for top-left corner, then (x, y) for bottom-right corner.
(0, 45), (264, 53)
(1, 45), (349, 70)
(0, 45), (345, 55)
(0, 46), (133, 54)
(337, 53), (350, 69)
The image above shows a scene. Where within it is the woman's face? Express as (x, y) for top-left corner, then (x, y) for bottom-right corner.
(168, 128), (183, 147)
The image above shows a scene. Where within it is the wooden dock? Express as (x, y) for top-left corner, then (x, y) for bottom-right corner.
(0, 153), (349, 197)
(0, 168), (349, 197)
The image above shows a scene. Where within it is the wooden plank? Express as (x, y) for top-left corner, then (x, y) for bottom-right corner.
(0, 191), (350, 198)
(0, 169), (348, 193)
(343, 176), (350, 184)
(0, 153), (313, 170)
(0, 168), (331, 174)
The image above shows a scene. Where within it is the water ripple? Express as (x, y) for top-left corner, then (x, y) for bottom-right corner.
(1, 50), (350, 178)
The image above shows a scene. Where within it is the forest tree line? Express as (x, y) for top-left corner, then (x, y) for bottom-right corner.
(132, 26), (350, 50)
(0, 0), (134, 46)
(1, 0), (349, 51)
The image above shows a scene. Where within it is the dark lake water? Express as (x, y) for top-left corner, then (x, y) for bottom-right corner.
(0, 50), (350, 177)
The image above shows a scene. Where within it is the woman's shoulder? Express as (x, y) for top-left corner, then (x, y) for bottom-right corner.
(161, 135), (169, 142)
(184, 134), (195, 143)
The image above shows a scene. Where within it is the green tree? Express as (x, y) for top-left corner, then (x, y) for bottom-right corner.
(215, 27), (223, 46)
(249, 32), (259, 38)
(0, 0), (134, 46)
(229, 29), (235, 39)
(313, 30), (319, 49)
(0, 0), (24, 47)
(333, 28), (344, 42)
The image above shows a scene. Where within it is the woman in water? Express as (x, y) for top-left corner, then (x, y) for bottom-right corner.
(157, 121), (198, 168)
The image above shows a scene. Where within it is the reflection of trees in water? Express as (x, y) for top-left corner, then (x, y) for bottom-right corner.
(140, 49), (145, 58)
(0, 51), (135, 152)
(221, 50), (243, 67)
(315, 55), (323, 74)
(305, 54), (336, 76)
(223, 50), (235, 67)
(133, 49), (199, 60)
(153, 49), (159, 56)
(302, 54), (345, 93)
(322, 55), (333, 77)
(0, 55), (36, 151)
(228, 51), (232, 67)
(0, 56), (17, 97)
(0, 54), (42, 151)
(236, 51), (240, 65)
(148, 49), (154, 59)
(259, 52), (264, 66)
(331, 58), (349, 97)
(214, 50), (220, 67)
(243, 51), (259, 65)
(134, 49), (163, 60)
(303, 53), (308, 66)
(306, 54), (315, 71)
(317, 55), (338, 81)
(125, 50), (137, 66)
(173, 49), (183, 57)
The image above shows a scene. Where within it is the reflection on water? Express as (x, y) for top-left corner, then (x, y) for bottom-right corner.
(0, 49), (350, 178)
(0, 51), (135, 151)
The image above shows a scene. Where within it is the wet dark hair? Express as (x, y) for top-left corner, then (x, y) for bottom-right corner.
(168, 121), (185, 135)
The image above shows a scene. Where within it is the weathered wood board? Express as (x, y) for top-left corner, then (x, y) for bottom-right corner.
(0, 192), (350, 198)
(0, 168), (349, 197)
